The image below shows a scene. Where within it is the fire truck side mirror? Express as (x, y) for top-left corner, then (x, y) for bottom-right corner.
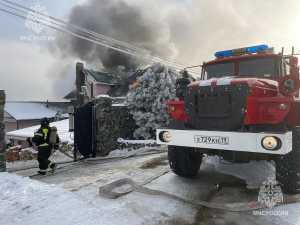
(279, 75), (300, 96)
(290, 57), (298, 66)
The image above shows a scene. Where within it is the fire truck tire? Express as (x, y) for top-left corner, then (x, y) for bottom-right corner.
(168, 146), (202, 178)
(276, 127), (300, 194)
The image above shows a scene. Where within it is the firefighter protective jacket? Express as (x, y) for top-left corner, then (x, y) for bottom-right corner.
(32, 126), (59, 147)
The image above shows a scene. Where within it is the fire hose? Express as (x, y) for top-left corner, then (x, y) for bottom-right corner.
(99, 174), (300, 212)
(8, 148), (166, 173)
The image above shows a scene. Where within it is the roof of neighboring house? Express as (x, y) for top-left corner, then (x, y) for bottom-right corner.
(7, 119), (72, 143)
(83, 69), (120, 85)
(5, 102), (58, 120)
(64, 90), (77, 100)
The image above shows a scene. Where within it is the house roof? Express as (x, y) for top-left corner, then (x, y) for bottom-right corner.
(5, 102), (58, 120)
(64, 90), (77, 100)
(83, 69), (120, 85)
(7, 119), (72, 143)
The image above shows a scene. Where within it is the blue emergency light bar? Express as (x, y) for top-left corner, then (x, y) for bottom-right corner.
(215, 44), (270, 58)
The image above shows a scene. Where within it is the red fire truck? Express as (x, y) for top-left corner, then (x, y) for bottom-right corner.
(157, 45), (300, 194)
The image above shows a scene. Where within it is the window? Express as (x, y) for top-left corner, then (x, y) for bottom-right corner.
(239, 58), (277, 78)
(204, 57), (279, 80)
(205, 62), (235, 79)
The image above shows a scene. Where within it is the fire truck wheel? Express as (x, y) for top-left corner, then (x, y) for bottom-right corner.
(276, 127), (300, 194)
(168, 146), (202, 178)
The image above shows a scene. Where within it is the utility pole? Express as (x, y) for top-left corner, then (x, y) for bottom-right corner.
(0, 90), (5, 172)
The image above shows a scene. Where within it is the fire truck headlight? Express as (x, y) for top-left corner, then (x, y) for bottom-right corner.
(159, 131), (172, 142)
(278, 103), (288, 110)
(261, 136), (281, 151)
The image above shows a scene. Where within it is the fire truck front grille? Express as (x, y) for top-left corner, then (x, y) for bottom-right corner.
(185, 84), (249, 131)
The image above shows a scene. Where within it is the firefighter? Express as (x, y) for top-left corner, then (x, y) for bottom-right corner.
(176, 70), (194, 99)
(32, 118), (59, 175)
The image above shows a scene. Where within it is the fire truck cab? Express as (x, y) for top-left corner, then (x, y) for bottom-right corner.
(157, 45), (300, 194)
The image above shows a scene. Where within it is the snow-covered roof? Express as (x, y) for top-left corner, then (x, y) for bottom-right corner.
(64, 90), (77, 100)
(7, 119), (73, 144)
(5, 102), (58, 120)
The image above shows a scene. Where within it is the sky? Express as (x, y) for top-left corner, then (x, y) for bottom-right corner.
(1, 0), (300, 101)
(0, 0), (82, 101)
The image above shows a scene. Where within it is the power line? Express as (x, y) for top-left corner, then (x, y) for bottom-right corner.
(0, 1), (154, 61)
(0, 0), (201, 74)
(1, 0), (151, 54)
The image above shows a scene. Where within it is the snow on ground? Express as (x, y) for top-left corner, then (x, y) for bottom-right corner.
(203, 156), (275, 188)
(3, 150), (300, 225)
(0, 173), (122, 225)
(1, 160), (198, 225)
(6, 119), (73, 144)
(202, 156), (300, 225)
(269, 203), (300, 225)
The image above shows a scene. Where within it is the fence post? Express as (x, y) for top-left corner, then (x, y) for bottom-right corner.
(0, 90), (6, 172)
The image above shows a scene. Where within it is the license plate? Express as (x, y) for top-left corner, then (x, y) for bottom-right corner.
(194, 135), (229, 145)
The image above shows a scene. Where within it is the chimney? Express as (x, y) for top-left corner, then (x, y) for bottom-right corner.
(76, 62), (85, 107)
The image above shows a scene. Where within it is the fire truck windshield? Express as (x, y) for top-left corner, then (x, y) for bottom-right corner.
(206, 62), (235, 78)
(205, 57), (278, 79)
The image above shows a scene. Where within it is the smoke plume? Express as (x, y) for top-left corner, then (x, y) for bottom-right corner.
(56, 0), (177, 71)
(55, 0), (300, 72)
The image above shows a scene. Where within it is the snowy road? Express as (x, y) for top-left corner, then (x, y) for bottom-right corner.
(2, 150), (300, 225)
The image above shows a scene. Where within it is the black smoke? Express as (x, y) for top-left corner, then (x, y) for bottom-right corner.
(56, 0), (176, 71)
(54, 0), (300, 72)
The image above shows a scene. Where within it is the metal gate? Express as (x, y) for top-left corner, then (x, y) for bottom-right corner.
(74, 102), (96, 158)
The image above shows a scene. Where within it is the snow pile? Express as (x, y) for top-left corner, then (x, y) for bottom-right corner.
(7, 119), (73, 144)
(0, 173), (109, 225)
(117, 138), (156, 145)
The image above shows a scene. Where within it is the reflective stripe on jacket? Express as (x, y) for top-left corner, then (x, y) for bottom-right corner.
(39, 143), (49, 147)
(33, 127), (50, 147)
